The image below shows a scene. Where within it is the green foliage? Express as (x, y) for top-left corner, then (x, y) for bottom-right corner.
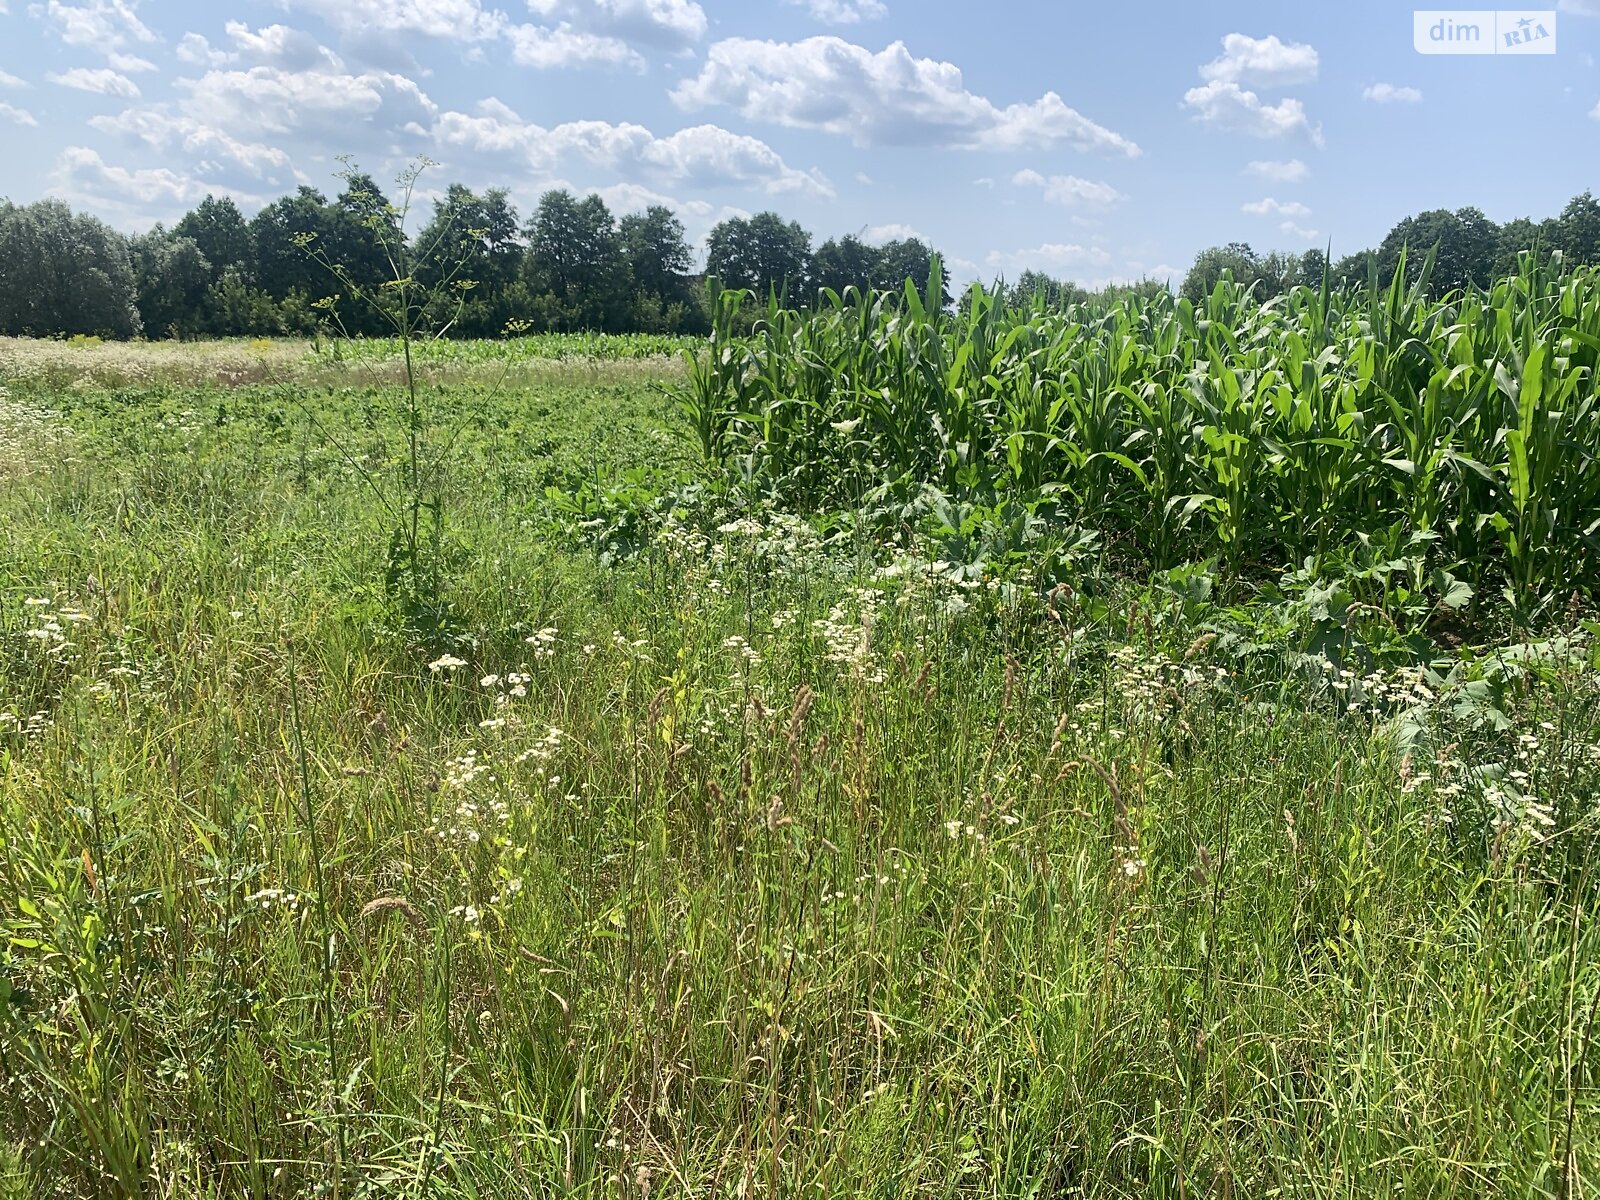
(1378, 206), (1499, 297)
(705, 210), (813, 301)
(869, 236), (952, 309)
(522, 189), (631, 332)
(0, 199), (140, 338)
(0, 345), (1596, 1196)
(129, 228), (212, 340)
(173, 194), (254, 282)
(811, 233), (880, 296)
(678, 260), (1600, 613)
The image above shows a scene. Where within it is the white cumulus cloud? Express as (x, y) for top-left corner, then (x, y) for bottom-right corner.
(1182, 80), (1321, 143)
(1362, 83), (1422, 103)
(1279, 221), (1320, 242)
(782, 0), (887, 24)
(431, 99), (833, 197)
(985, 242), (1114, 274)
(224, 23), (344, 72)
(1244, 158), (1308, 183)
(673, 36), (1140, 155)
(865, 222), (922, 243)
(506, 23), (645, 70)
(107, 52), (156, 71)
(0, 101), (37, 125)
(90, 107), (298, 180)
(51, 146), (232, 210)
(1242, 197), (1310, 216)
(175, 33), (232, 67)
(174, 63), (437, 145)
(35, 0), (156, 50)
(47, 67), (141, 97)
(1200, 33), (1319, 86)
(525, 0), (707, 49)
(0, 68), (27, 88)
(1012, 167), (1125, 208)
(278, 0), (507, 42)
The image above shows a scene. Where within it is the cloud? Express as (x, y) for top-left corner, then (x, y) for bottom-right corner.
(1243, 196), (1310, 217)
(34, 0), (156, 49)
(1244, 158), (1308, 183)
(1279, 220), (1320, 242)
(431, 99), (833, 197)
(0, 101), (37, 125)
(51, 146), (234, 210)
(175, 64), (437, 144)
(865, 222), (922, 243)
(1558, 0), (1597, 14)
(643, 124), (834, 195)
(1362, 82), (1422, 103)
(1181, 80), (1321, 142)
(1200, 33), (1319, 86)
(222, 22), (344, 72)
(108, 52), (156, 71)
(175, 33), (232, 67)
(0, 68), (27, 87)
(525, 0), (708, 49)
(90, 108), (298, 180)
(673, 37), (1141, 155)
(506, 23), (645, 70)
(1591, 98), (1600, 120)
(1012, 167), (1125, 208)
(985, 242), (1115, 274)
(47, 67), (141, 97)
(586, 181), (744, 254)
(276, 0), (506, 42)
(782, 0), (887, 23)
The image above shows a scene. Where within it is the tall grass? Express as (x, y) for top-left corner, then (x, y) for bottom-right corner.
(679, 255), (1600, 613)
(0, 341), (1596, 1197)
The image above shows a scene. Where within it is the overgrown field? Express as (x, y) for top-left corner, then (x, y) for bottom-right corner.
(0, 315), (1597, 1199)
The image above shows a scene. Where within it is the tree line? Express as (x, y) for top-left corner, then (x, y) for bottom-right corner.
(6, 176), (1600, 341)
(1179, 191), (1600, 302)
(0, 174), (955, 341)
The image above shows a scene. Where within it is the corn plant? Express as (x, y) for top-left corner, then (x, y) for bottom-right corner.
(678, 255), (1600, 610)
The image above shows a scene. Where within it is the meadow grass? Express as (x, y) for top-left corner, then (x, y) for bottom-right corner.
(0, 343), (1597, 1198)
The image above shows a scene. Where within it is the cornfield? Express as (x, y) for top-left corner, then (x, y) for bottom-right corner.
(680, 256), (1600, 608)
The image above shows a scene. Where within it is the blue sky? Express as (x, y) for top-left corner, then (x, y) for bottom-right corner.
(0, 0), (1596, 287)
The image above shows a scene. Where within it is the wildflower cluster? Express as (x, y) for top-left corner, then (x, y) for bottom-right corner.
(1320, 661), (1437, 718)
(812, 587), (887, 685)
(880, 556), (986, 620)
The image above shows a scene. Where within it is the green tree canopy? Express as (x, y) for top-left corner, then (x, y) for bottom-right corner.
(620, 205), (693, 306)
(1003, 270), (1090, 310)
(1557, 191), (1600, 265)
(1181, 243), (1263, 303)
(523, 190), (629, 331)
(249, 186), (336, 302)
(705, 211), (812, 300)
(871, 237), (951, 308)
(0, 199), (140, 337)
(810, 235), (878, 298)
(1377, 206), (1498, 296)
(130, 228), (211, 338)
(174, 195), (254, 284)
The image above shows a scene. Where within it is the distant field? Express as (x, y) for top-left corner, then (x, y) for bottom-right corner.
(0, 311), (1596, 1197)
